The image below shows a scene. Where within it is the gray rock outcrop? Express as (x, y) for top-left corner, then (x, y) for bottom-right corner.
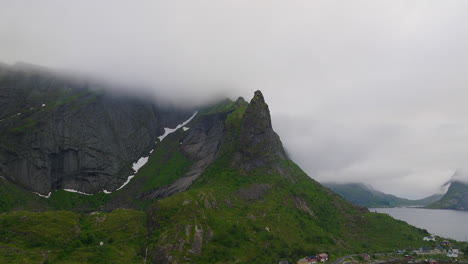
(0, 63), (191, 194)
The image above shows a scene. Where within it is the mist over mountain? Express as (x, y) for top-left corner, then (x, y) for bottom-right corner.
(0, 67), (430, 262)
(427, 170), (468, 210)
(0, 63), (194, 195)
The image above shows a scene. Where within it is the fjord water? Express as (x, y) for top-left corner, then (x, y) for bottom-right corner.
(373, 207), (468, 241)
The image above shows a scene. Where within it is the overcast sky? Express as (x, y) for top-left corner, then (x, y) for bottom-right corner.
(2, 0), (468, 198)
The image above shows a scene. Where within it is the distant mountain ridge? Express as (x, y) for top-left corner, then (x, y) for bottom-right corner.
(427, 180), (468, 210)
(323, 182), (442, 208)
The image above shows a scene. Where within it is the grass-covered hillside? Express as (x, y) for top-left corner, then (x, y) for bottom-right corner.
(0, 209), (147, 264)
(0, 91), (437, 264)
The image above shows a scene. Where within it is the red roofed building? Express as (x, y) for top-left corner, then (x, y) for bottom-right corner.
(317, 253), (328, 262)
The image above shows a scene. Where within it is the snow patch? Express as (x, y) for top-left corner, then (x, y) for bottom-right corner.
(183, 127), (189, 131)
(34, 192), (51, 199)
(114, 156), (149, 191)
(42, 104), (46, 107)
(63, 189), (92, 195)
(157, 111), (197, 142)
(132, 156), (148, 173)
(16, 113), (21, 116)
(115, 111), (198, 192)
(99, 241), (104, 246)
(116, 175), (135, 191)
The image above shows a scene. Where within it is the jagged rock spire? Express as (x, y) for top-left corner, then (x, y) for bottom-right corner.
(233, 90), (288, 172)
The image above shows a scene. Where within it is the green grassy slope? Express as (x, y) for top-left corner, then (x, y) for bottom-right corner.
(0, 209), (147, 264)
(0, 177), (48, 212)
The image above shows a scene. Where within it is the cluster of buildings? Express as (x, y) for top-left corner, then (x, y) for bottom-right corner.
(279, 236), (462, 264)
(407, 236), (460, 258)
(296, 253), (329, 264)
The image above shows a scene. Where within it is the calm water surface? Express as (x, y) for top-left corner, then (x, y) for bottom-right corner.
(373, 207), (468, 241)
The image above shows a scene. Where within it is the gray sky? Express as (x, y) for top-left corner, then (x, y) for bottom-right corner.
(2, 0), (468, 198)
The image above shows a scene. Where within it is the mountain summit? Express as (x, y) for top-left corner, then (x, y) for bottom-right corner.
(233, 90), (288, 173)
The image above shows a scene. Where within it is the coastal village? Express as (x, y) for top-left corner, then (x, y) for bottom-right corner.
(277, 235), (466, 264)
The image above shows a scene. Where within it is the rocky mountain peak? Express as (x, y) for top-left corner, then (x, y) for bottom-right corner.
(233, 90), (288, 173)
(235, 96), (246, 104)
(252, 90), (266, 103)
(242, 90), (273, 133)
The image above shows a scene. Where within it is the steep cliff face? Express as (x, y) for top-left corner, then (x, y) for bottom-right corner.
(232, 90), (289, 174)
(0, 64), (191, 194)
(140, 111), (227, 200)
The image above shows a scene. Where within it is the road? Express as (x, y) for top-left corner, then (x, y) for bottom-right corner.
(331, 254), (361, 264)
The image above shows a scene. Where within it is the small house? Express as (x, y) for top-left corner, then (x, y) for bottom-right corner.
(441, 240), (450, 246)
(420, 246), (431, 253)
(449, 246), (458, 253)
(433, 246), (445, 253)
(362, 253), (370, 261)
(279, 260), (289, 264)
(317, 253), (328, 262)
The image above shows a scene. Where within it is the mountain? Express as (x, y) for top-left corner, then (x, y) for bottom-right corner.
(0, 63), (192, 196)
(323, 183), (443, 208)
(427, 180), (468, 210)
(0, 66), (430, 263)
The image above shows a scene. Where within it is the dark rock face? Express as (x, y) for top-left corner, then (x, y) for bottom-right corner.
(233, 90), (288, 172)
(0, 64), (191, 194)
(140, 112), (227, 200)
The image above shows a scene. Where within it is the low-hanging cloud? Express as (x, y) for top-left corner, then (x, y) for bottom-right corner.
(447, 169), (468, 186)
(2, 0), (468, 198)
